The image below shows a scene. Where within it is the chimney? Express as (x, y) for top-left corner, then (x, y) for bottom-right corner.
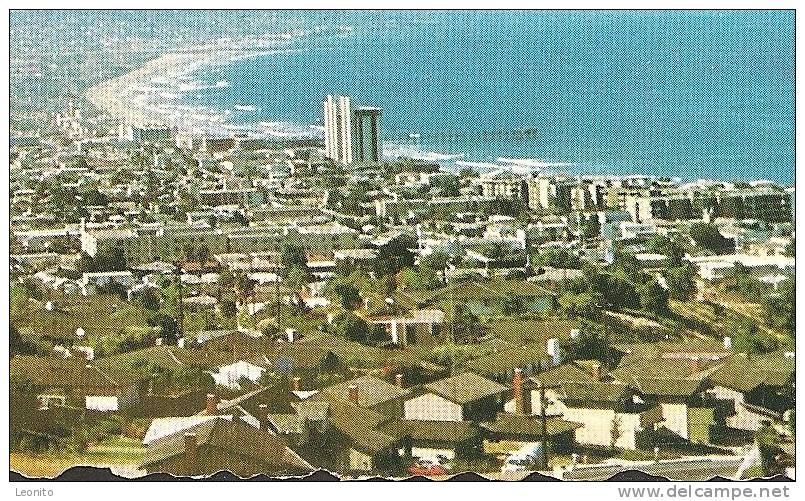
(184, 432), (198, 475)
(348, 385), (359, 405)
(206, 393), (218, 414)
(395, 374), (404, 389)
(292, 376), (301, 392)
(512, 368), (525, 414)
(547, 338), (561, 366)
(690, 356), (702, 374)
(258, 403), (269, 429)
(590, 362), (602, 382)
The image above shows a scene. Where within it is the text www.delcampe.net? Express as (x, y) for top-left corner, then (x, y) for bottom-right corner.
(617, 486), (792, 500)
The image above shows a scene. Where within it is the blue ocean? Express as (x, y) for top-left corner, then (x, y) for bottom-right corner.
(185, 11), (794, 184)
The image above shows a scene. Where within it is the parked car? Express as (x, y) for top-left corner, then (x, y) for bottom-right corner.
(408, 460), (448, 476)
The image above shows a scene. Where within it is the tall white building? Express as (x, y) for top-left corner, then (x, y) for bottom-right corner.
(323, 95), (383, 164)
(323, 95), (354, 164)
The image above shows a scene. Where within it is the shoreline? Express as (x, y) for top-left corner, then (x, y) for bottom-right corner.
(83, 44), (791, 186)
(86, 48), (277, 133)
(84, 32), (315, 140)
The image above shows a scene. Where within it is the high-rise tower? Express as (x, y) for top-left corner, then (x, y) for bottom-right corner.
(323, 95), (383, 164)
(323, 95), (353, 164)
(352, 106), (382, 163)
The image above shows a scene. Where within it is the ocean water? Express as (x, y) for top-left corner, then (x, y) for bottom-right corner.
(181, 11), (794, 184)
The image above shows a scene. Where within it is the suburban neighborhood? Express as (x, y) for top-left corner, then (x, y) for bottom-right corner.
(10, 96), (795, 480)
(8, 10), (796, 481)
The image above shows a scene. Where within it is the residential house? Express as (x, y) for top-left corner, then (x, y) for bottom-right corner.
(138, 416), (313, 477)
(313, 374), (409, 419)
(367, 309), (445, 347)
(395, 279), (557, 317)
(403, 372), (508, 422)
(209, 358), (268, 390)
(504, 361), (598, 416)
(480, 412), (582, 460)
(466, 343), (553, 382)
(10, 355), (138, 411)
(630, 377), (715, 443)
(558, 381), (662, 450)
(707, 352), (795, 435)
(609, 357), (718, 443)
(380, 419), (481, 464)
(291, 398), (401, 474)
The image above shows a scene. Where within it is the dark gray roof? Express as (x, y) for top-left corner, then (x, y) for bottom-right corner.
(139, 417), (312, 473)
(380, 419), (479, 444)
(559, 382), (632, 405)
(526, 363), (596, 388)
(316, 374), (408, 408)
(481, 413), (583, 438)
(632, 377), (707, 398)
(423, 372), (508, 405)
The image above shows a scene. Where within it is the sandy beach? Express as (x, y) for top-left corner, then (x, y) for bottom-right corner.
(84, 37), (306, 138)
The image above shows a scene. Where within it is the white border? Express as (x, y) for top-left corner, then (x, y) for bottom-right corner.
(2, 2), (802, 499)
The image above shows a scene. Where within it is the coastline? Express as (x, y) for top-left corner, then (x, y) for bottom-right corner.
(86, 49), (275, 132)
(82, 42), (792, 186)
(84, 35), (313, 139)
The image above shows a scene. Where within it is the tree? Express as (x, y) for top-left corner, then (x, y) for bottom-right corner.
(331, 312), (369, 343)
(784, 238), (795, 257)
(664, 264), (697, 301)
(281, 243), (308, 275)
(764, 278), (794, 337)
(235, 273), (257, 303)
(197, 244), (211, 264)
(646, 235), (684, 267)
(219, 268), (234, 289)
(582, 214), (601, 240)
(586, 270), (639, 311)
(446, 302), (480, 344)
(637, 280), (669, 316)
(536, 248), (581, 269)
(420, 251), (450, 283)
(561, 322), (612, 364)
(141, 287), (162, 311)
(333, 283), (361, 310)
(482, 242), (506, 260)
(173, 366), (215, 392)
(399, 266), (440, 291)
(755, 421), (785, 478)
(611, 249), (642, 283)
(219, 298), (237, 319)
(610, 415), (623, 449)
(93, 247), (126, 272)
(558, 291), (600, 319)
(83, 188), (109, 207)
(153, 313), (179, 345)
(374, 235), (416, 276)
(285, 265), (310, 293)
(689, 223), (735, 255)
(501, 296), (525, 316)
(10, 324), (40, 357)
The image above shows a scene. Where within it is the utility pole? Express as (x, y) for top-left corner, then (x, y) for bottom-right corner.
(449, 279), (456, 377)
(175, 261), (184, 342)
(538, 380), (548, 469)
(275, 241), (281, 337)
